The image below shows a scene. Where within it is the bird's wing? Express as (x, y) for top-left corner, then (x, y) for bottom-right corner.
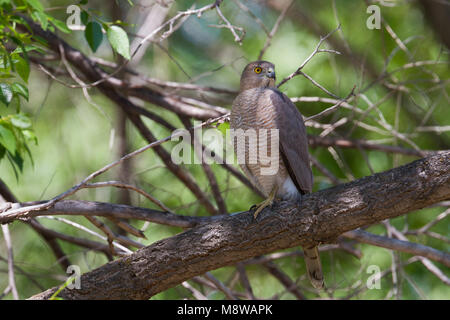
(269, 89), (313, 194)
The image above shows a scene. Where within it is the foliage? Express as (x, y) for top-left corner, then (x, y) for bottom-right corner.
(0, 0), (131, 176)
(0, 0), (38, 175)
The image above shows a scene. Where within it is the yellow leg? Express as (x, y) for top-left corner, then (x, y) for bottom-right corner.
(253, 186), (278, 219)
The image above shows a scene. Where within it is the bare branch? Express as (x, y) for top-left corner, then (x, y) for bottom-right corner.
(0, 200), (218, 228)
(1, 225), (19, 300)
(307, 135), (434, 158)
(344, 229), (450, 268)
(257, 0), (292, 60)
(27, 151), (450, 299)
(214, 5), (245, 45)
(263, 261), (306, 299)
(304, 85), (356, 122)
(277, 24), (341, 88)
(83, 181), (174, 214)
(204, 272), (238, 300)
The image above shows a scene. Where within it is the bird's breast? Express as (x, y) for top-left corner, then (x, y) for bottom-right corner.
(230, 88), (290, 196)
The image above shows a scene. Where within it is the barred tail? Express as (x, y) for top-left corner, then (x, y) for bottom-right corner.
(303, 246), (324, 289)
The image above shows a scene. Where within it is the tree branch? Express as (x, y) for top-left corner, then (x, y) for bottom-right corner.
(344, 229), (450, 268)
(0, 200), (213, 228)
(26, 151), (450, 300)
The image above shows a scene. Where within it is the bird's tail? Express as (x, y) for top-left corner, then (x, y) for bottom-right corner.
(303, 245), (324, 289)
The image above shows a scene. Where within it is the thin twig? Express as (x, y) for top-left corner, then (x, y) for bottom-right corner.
(1, 225), (19, 299)
(84, 181), (174, 214)
(204, 272), (237, 300)
(214, 5), (245, 45)
(277, 24), (341, 88)
(181, 281), (208, 300)
(304, 85), (356, 122)
(39, 216), (132, 255)
(344, 229), (450, 267)
(257, 0), (292, 59)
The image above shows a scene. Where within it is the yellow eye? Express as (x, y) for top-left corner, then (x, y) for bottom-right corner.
(254, 67), (262, 74)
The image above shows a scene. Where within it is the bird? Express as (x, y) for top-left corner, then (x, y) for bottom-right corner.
(230, 60), (324, 289)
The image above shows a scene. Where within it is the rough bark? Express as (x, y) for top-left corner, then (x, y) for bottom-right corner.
(28, 151), (450, 300)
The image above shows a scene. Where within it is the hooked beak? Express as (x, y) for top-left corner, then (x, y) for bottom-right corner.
(266, 68), (276, 79)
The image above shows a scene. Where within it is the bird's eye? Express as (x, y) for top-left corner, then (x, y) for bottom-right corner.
(254, 67), (262, 74)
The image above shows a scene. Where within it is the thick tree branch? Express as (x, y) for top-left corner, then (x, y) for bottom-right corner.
(0, 180), (72, 271)
(0, 200), (213, 228)
(27, 151), (450, 300)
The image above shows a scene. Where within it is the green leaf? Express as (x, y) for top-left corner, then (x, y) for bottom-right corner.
(107, 25), (130, 60)
(79, 0), (88, 5)
(0, 124), (16, 154)
(50, 19), (72, 34)
(26, 0), (44, 12)
(8, 150), (24, 173)
(0, 83), (13, 106)
(14, 55), (30, 83)
(0, 0), (11, 7)
(31, 10), (49, 30)
(11, 83), (29, 101)
(80, 11), (89, 25)
(24, 141), (34, 167)
(6, 51), (14, 72)
(8, 37), (30, 68)
(85, 21), (103, 52)
(217, 121), (229, 136)
(11, 113), (31, 129)
(12, 45), (40, 55)
(23, 129), (37, 145)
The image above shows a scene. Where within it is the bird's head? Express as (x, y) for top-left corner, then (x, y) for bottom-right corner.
(239, 61), (276, 91)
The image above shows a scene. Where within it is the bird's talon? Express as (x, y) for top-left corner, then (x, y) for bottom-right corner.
(252, 201), (273, 219)
(253, 208), (263, 219)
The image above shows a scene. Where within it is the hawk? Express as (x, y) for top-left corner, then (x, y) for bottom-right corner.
(230, 61), (324, 289)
